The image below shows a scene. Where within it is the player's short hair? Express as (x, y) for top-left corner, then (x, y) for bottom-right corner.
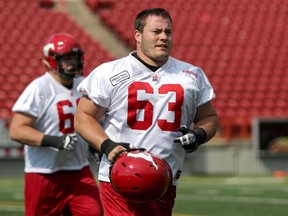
(134, 8), (173, 33)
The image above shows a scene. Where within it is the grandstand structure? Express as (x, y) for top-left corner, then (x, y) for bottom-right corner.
(0, 0), (287, 175)
(0, 0), (115, 119)
(0, 0), (116, 158)
(87, 0), (288, 140)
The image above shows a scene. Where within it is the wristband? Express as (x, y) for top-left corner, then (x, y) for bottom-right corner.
(193, 128), (207, 145)
(100, 139), (130, 156)
(41, 135), (64, 149)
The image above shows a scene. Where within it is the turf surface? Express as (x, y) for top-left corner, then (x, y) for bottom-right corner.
(0, 175), (288, 216)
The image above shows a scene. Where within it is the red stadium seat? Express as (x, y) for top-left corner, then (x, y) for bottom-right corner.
(0, 0), (115, 118)
(90, 0), (288, 139)
(1, 0), (288, 139)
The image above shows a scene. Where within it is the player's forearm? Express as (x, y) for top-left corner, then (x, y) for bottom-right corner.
(10, 125), (44, 146)
(74, 113), (108, 152)
(194, 115), (218, 142)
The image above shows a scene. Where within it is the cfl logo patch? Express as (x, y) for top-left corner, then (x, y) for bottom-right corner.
(152, 75), (159, 82)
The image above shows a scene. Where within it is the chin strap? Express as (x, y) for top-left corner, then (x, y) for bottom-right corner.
(41, 58), (54, 71)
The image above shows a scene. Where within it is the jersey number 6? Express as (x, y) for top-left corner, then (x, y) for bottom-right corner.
(57, 99), (79, 134)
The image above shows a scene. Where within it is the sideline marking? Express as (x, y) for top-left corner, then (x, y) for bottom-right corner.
(225, 177), (287, 184)
(0, 205), (24, 212)
(177, 194), (288, 205)
(173, 214), (195, 216)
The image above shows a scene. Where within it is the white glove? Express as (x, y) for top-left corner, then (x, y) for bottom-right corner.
(174, 125), (199, 153)
(41, 134), (78, 151)
(62, 134), (78, 150)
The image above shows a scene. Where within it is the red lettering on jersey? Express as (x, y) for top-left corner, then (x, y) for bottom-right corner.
(127, 82), (184, 132)
(57, 100), (74, 134)
(158, 84), (183, 132)
(127, 82), (153, 130)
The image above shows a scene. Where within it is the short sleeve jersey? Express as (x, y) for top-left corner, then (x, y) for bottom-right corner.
(12, 72), (89, 173)
(77, 52), (215, 185)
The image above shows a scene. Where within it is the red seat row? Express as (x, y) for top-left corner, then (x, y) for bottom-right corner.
(85, 0), (288, 138)
(0, 0), (115, 118)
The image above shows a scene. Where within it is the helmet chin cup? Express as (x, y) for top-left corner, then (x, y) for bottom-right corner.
(59, 69), (77, 79)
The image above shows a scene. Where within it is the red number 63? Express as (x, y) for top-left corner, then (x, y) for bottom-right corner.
(127, 82), (184, 132)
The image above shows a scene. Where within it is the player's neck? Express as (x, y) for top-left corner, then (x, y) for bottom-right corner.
(49, 71), (73, 89)
(132, 52), (160, 72)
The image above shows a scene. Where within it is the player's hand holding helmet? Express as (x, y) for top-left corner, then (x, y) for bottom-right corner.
(41, 134), (78, 151)
(109, 149), (172, 203)
(100, 138), (131, 161)
(174, 125), (207, 153)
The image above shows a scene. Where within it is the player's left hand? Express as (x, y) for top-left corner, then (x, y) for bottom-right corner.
(174, 125), (199, 153)
(62, 134), (78, 150)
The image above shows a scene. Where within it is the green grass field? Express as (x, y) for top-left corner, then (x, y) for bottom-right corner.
(0, 175), (288, 216)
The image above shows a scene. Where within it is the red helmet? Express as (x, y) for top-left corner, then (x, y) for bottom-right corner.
(109, 149), (172, 203)
(42, 33), (83, 79)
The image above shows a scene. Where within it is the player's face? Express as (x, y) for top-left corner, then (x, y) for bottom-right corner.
(135, 15), (173, 66)
(59, 54), (80, 75)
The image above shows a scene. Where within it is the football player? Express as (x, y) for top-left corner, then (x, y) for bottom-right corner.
(9, 33), (103, 216)
(75, 8), (218, 216)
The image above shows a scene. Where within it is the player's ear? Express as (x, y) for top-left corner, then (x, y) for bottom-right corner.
(134, 30), (141, 44)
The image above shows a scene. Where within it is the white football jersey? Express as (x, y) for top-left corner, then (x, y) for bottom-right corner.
(12, 72), (89, 173)
(78, 52), (215, 185)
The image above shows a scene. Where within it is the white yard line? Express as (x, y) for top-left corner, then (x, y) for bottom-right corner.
(176, 194), (288, 205)
(0, 205), (24, 212)
(224, 177), (287, 184)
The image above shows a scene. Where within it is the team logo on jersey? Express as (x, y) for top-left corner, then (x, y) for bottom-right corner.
(152, 74), (159, 82)
(110, 70), (130, 86)
(181, 70), (197, 77)
(39, 90), (52, 100)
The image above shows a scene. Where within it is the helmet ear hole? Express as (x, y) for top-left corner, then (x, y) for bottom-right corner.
(109, 149), (172, 203)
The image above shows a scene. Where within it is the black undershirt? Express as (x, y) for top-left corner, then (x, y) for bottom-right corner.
(132, 52), (160, 72)
(65, 83), (73, 90)
(64, 83), (73, 90)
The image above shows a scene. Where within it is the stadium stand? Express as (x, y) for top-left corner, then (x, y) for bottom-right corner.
(85, 0), (288, 140)
(0, 0), (115, 119)
(1, 0), (287, 146)
(0, 0), (116, 156)
(0, 0), (287, 176)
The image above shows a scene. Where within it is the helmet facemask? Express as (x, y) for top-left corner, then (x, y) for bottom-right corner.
(55, 50), (83, 80)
